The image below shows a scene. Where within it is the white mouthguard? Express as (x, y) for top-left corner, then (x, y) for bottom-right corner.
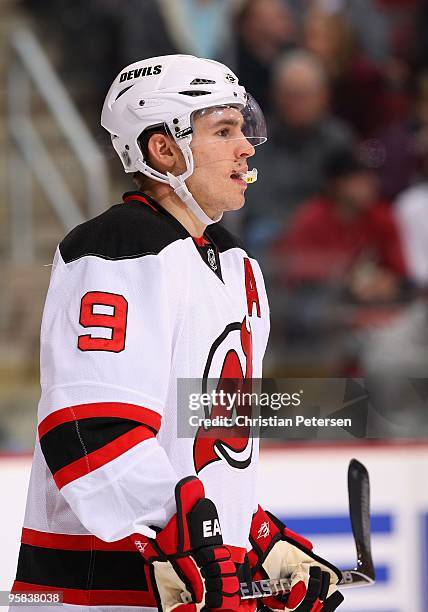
(242, 168), (258, 184)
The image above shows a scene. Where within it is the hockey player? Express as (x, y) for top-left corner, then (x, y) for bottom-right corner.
(11, 55), (344, 612)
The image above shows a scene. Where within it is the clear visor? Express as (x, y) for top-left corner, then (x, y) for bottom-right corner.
(172, 93), (267, 148)
(135, 94), (266, 185)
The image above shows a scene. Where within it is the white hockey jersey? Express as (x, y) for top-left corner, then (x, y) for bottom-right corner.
(11, 192), (270, 609)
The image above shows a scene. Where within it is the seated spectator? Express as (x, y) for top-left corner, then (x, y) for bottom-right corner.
(243, 50), (353, 256)
(375, 69), (428, 200)
(271, 149), (408, 300)
(342, 0), (391, 64)
(235, 0), (297, 112)
(266, 148), (411, 377)
(311, 0), (418, 65)
(302, 6), (409, 138)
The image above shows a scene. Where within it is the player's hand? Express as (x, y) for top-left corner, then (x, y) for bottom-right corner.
(248, 506), (344, 612)
(130, 477), (240, 612)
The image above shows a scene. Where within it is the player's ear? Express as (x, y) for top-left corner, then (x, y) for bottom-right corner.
(147, 133), (184, 174)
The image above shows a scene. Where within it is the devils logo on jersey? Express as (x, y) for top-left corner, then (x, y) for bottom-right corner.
(193, 316), (254, 474)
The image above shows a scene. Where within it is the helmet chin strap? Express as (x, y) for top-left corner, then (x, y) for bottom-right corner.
(135, 141), (222, 226)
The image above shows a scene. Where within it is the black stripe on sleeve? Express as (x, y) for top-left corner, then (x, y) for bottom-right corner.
(40, 417), (141, 474)
(16, 544), (149, 590)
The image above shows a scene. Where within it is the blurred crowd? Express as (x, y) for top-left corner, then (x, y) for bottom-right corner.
(14, 0), (428, 438)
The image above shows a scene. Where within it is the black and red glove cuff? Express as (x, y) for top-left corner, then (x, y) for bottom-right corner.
(131, 476), (224, 562)
(249, 505), (313, 560)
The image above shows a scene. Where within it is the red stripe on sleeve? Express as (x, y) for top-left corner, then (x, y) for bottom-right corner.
(38, 402), (161, 438)
(20, 528), (247, 562)
(21, 528), (136, 551)
(54, 425), (155, 489)
(12, 581), (157, 607)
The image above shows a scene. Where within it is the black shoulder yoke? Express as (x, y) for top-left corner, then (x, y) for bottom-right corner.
(59, 192), (188, 263)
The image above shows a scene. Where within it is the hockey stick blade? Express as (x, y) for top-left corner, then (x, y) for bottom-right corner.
(348, 458), (375, 583)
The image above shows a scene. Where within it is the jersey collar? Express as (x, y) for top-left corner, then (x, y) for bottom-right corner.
(122, 191), (224, 282)
(122, 191), (160, 213)
(123, 191), (212, 242)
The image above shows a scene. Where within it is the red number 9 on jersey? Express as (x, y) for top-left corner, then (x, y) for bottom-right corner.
(78, 291), (128, 353)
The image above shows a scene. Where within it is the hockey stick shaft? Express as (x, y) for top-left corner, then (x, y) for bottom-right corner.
(239, 569), (374, 600)
(182, 569), (373, 604)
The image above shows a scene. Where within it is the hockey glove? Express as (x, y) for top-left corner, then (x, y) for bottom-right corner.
(130, 476), (240, 612)
(248, 506), (344, 612)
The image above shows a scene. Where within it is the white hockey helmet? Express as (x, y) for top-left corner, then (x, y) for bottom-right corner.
(101, 54), (267, 224)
